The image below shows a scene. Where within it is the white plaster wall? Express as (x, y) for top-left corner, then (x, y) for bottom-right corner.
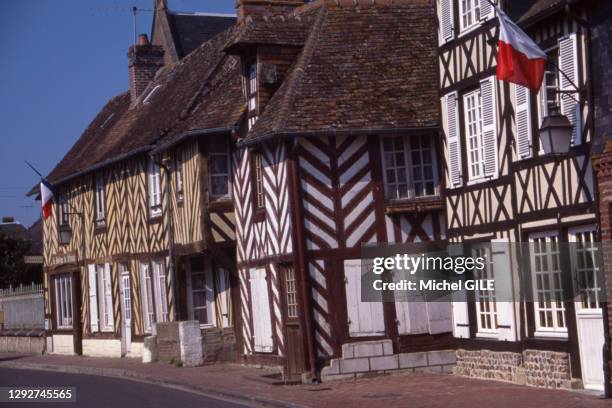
(82, 339), (122, 358)
(51, 334), (75, 355)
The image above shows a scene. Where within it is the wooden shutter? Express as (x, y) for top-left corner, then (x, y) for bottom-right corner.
(446, 92), (462, 187)
(396, 302), (428, 335)
(558, 33), (581, 145)
(491, 240), (517, 341)
(449, 244), (469, 338)
(514, 84), (532, 159)
(250, 268), (273, 352)
(440, 0), (454, 42)
(480, 77), (499, 179)
(344, 259), (385, 337)
(426, 302), (452, 334)
(479, 0), (495, 21)
(88, 264), (99, 333)
(104, 263), (114, 329)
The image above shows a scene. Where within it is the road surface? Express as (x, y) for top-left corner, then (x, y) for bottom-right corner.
(0, 367), (255, 408)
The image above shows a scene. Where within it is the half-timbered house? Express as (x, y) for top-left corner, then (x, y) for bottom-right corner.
(226, 0), (456, 380)
(36, 5), (244, 360)
(436, 0), (606, 390)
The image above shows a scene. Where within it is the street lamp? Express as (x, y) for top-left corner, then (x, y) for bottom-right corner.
(539, 108), (573, 156)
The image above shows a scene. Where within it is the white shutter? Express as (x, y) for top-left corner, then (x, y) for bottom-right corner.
(479, 0), (495, 21)
(445, 92), (462, 187)
(490, 240), (517, 341)
(426, 302), (452, 334)
(396, 302), (428, 335)
(250, 268), (273, 352)
(88, 264), (99, 333)
(514, 84), (532, 159)
(344, 259), (385, 337)
(449, 244), (469, 338)
(558, 33), (581, 146)
(104, 263), (114, 330)
(480, 77), (499, 178)
(440, 0), (454, 42)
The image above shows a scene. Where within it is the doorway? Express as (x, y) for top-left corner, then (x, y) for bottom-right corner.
(119, 264), (132, 357)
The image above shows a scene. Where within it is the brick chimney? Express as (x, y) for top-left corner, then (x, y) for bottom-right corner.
(235, 0), (305, 23)
(128, 34), (164, 102)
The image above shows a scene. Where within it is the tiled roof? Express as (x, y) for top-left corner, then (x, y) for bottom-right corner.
(46, 27), (244, 185)
(168, 12), (237, 58)
(224, 13), (314, 51)
(244, 0), (439, 144)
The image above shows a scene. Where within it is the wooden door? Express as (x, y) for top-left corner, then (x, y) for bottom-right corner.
(344, 259), (385, 337)
(281, 265), (305, 378)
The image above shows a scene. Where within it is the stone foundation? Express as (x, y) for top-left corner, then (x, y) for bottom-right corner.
(202, 327), (236, 363)
(82, 339), (122, 358)
(321, 339), (456, 382)
(454, 349), (577, 390)
(152, 321), (203, 367)
(0, 331), (45, 354)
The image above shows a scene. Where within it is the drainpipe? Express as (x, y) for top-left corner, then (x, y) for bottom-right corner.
(155, 154), (177, 322)
(287, 138), (318, 382)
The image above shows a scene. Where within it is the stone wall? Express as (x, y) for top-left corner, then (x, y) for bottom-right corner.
(202, 327), (236, 364)
(321, 340), (456, 382)
(454, 349), (575, 390)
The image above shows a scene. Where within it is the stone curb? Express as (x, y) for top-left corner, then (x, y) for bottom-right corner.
(0, 361), (304, 408)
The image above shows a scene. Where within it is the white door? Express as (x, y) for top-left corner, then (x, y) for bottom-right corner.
(569, 226), (605, 391)
(250, 268), (273, 352)
(344, 259), (385, 337)
(119, 266), (131, 356)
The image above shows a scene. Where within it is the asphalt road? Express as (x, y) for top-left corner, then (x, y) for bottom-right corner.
(0, 367), (254, 408)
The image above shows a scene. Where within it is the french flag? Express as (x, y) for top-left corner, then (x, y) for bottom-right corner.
(496, 7), (547, 92)
(40, 179), (54, 220)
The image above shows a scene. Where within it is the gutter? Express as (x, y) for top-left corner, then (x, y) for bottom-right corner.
(238, 125), (440, 147)
(150, 126), (237, 155)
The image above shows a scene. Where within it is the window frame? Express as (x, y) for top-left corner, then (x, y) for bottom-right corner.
(528, 231), (568, 338)
(459, 0), (481, 33)
(94, 173), (106, 226)
(175, 150), (184, 202)
(96, 264), (114, 332)
(140, 262), (156, 334)
(152, 260), (168, 324)
(59, 193), (69, 227)
(472, 244), (499, 338)
(462, 88), (487, 182)
(208, 138), (232, 200)
(247, 61), (258, 130)
(380, 134), (439, 201)
(251, 150), (265, 212)
(148, 159), (162, 218)
(54, 273), (73, 330)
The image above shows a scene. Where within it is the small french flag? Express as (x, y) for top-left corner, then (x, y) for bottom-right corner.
(40, 179), (54, 220)
(495, 6), (547, 92)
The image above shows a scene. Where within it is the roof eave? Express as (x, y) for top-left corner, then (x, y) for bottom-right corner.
(518, 0), (582, 28)
(238, 125), (440, 147)
(150, 126), (238, 154)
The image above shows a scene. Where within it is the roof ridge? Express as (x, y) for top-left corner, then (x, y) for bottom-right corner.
(271, 5), (328, 134)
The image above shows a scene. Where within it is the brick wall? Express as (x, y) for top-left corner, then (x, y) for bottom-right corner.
(590, 1), (612, 152)
(128, 42), (164, 102)
(202, 327), (237, 364)
(454, 350), (522, 383)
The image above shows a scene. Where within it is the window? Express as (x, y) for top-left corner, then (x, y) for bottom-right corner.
(570, 228), (601, 310)
(140, 263), (156, 333)
(95, 173), (105, 225)
(97, 264), (114, 332)
(247, 63), (258, 130)
(152, 260), (168, 323)
(189, 257), (209, 325)
(381, 135), (438, 200)
(209, 139), (231, 198)
(284, 267), (298, 319)
(119, 264), (131, 322)
(537, 48), (560, 126)
(253, 152), (265, 209)
(148, 159), (162, 217)
(59, 194), (69, 226)
(54, 274), (73, 329)
(529, 232), (567, 336)
(175, 151), (184, 201)
(459, 0), (480, 31)
(463, 89), (485, 180)
(472, 245), (498, 336)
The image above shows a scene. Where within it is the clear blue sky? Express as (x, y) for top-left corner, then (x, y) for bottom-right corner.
(0, 0), (235, 228)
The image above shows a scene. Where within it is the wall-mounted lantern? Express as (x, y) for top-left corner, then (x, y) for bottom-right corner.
(539, 108), (573, 156)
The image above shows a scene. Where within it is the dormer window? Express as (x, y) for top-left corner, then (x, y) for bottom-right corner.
(143, 85), (161, 105)
(247, 63), (258, 130)
(175, 151), (184, 202)
(209, 138), (231, 199)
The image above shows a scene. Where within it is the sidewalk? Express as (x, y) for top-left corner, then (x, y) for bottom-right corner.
(0, 352), (608, 408)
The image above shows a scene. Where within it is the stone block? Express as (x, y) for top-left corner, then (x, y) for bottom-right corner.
(321, 372), (355, 382)
(142, 335), (157, 363)
(427, 350), (456, 366)
(339, 357), (370, 374)
(399, 352), (428, 368)
(415, 365), (443, 373)
(179, 320), (203, 367)
(341, 340), (392, 359)
(369, 355), (398, 371)
(322, 359), (340, 376)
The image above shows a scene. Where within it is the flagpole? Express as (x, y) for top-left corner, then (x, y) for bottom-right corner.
(488, 0), (581, 101)
(24, 160), (45, 179)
